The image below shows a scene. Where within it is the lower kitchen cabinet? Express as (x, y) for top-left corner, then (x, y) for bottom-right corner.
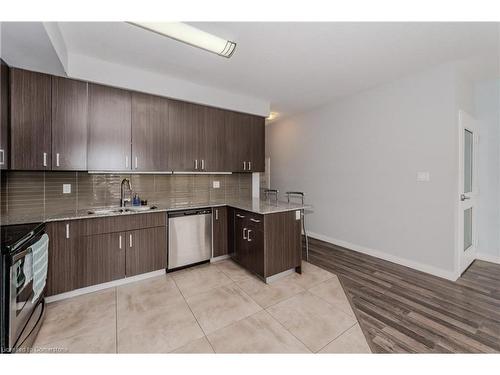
(46, 213), (168, 296)
(46, 221), (78, 296)
(212, 206), (228, 257)
(231, 209), (301, 280)
(125, 226), (167, 277)
(77, 232), (126, 288)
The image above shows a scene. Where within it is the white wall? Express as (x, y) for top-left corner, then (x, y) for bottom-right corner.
(267, 64), (462, 279)
(474, 79), (500, 263)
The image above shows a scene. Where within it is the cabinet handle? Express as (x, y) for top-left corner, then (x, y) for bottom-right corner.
(215, 209), (219, 220)
(56, 153), (60, 167)
(250, 218), (261, 223)
(129, 233), (133, 248)
(43, 152), (47, 167)
(247, 229), (252, 242)
(135, 156), (138, 169)
(195, 159), (198, 170)
(236, 213), (246, 219)
(65, 223), (70, 239)
(248, 161), (252, 170)
(119, 235), (122, 249)
(243, 227), (247, 240)
(125, 156), (129, 169)
(201, 159), (205, 170)
(0, 149), (4, 165)
(243, 161), (246, 170)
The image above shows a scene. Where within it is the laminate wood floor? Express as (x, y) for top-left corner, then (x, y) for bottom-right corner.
(304, 237), (500, 353)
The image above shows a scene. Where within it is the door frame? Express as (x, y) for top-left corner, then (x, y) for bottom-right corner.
(456, 109), (478, 276)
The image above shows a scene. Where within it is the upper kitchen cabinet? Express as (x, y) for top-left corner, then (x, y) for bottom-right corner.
(203, 106), (226, 172)
(88, 83), (132, 171)
(168, 99), (204, 171)
(10, 68), (52, 170)
(225, 111), (265, 172)
(51, 76), (88, 170)
(0, 60), (9, 170)
(131, 92), (169, 171)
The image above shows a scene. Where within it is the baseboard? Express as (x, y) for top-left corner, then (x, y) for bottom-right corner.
(475, 253), (500, 265)
(307, 231), (459, 281)
(45, 269), (166, 303)
(210, 254), (230, 263)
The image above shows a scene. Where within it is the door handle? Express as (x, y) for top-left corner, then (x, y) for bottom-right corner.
(125, 156), (129, 169)
(201, 159), (205, 170)
(119, 235), (122, 249)
(135, 156), (138, 169)
(243, 161), (246, 170)
(215, 209), (219, 220)
(247, 229), (252, 242)
(250, 218), (260, 223)
(43, 152), (47, 167)
(461, 194), (471, 201)
(129, 233), (133, 248)
(195, 159), (198, 170)
(248, 161), (252, 170)
(65, 223), (70, 239)
(243, 227), (247, 240)
(236, 214), (245, 219)
(0, 149), (4, 165)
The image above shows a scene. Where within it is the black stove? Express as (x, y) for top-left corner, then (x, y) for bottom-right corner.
(1, 222), (45, 255)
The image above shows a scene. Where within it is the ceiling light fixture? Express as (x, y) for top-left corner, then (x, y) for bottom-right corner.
(128, 22), (236, 58)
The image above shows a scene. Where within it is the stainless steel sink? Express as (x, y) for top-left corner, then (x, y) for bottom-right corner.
(87, 206), (157, 215)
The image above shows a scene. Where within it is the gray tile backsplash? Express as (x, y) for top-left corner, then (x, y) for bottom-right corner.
(0, 171), (253, 219)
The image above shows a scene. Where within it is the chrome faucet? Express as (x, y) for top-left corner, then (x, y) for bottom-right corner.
(120, 178), (132, 208)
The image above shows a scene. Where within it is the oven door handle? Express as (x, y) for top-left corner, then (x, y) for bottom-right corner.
(12, 247), (33, 263)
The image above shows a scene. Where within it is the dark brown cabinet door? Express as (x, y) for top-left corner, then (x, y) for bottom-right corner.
(52, 76), (88, 170)
(248, 116), (265, 172)
(77, 231), (126, 288)
(125, 226), (167, 277)
(168, 100), (204, 171)
(131, 92), (169, 171)
(88, 83), (131, 171)
(0, 60), (9, 170)
(225, 111), (250, 172)
(232, 210), (248, 265)
(213, 206), (228, 257)
(46, 221), (79, 296)
(203, 106), (226, 172)
(247, 221), (264, 277)
(10, 68), (51, 170)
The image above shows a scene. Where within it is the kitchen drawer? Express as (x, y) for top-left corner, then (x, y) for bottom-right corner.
(78, 212), (166, 235)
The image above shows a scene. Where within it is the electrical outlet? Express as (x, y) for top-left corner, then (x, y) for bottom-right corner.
(63, 184), (71, 194)
(416, 172), (430, 182)
(295, 210), (301, 220)
(213, 181), (220, 189)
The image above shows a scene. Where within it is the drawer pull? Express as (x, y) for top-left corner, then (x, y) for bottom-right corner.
(250, 218), (261, 223)
(236, 214), (245, 219)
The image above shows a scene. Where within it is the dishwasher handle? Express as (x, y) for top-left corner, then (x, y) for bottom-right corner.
(169, 209), (212, 218)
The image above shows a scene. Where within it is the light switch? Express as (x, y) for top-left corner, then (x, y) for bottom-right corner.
(416, 172), (430, 182)
(63, 184), (72, 194)
(213, 181), (220, 189)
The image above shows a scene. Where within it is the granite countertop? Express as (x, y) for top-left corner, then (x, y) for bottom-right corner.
(1, 198), (311, 225)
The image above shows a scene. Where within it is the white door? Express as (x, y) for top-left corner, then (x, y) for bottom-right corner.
(458, 110), (478, 274)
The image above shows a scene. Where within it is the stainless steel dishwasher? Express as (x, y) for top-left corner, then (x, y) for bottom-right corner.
(168, 209), (212, 270)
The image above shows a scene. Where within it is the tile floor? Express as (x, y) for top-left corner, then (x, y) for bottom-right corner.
(33, 260), (371, 353)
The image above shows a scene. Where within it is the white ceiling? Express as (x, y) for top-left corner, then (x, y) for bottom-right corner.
(2, 22), (499, 116)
